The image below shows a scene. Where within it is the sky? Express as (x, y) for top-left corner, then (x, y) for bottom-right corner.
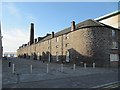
(1, 2), (119, 52)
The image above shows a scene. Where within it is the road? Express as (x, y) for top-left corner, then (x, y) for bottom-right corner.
(2, 57), (120, 89)
(3, 71), (119, 88)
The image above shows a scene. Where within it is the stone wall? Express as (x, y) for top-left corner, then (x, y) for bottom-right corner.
(17, 26), (119, 67)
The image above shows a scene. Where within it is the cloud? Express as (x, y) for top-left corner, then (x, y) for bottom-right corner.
(3, 3), (21, 18)
(2, 3), (38, 53)
(2, 29), (29, 52)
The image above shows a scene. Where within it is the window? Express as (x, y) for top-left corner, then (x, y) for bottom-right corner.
(64, 34), (69, 39)
(66, 34), (69, 39)
(110, 54), (119, 61)
(66, 51), (70, 62)
(56, 45), (58, 48)
(65, 43), (69, 47)
(112, 30), (115, 37)
(48, 40), (50, 44)
(112, 41), (118, 49)
(56, 37), (59, 42)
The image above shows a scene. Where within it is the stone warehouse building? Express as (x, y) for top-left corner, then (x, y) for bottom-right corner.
(95, 10), (120, 67)
(17, 17), (120, 67)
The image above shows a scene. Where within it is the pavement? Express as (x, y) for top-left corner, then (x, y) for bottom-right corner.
(2, 57), (120, 88)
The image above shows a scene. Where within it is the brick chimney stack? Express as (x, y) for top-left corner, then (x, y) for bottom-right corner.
(51, 32), (54, 38)
(30, 23), (34, 45)
(71, 21), (75, 31)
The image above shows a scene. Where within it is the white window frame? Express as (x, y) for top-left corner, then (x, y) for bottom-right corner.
(110, 54), (119, 61)
(112, 41), (118, 49)
(66, 51), (70, 62)
(112, 30), (115, 37)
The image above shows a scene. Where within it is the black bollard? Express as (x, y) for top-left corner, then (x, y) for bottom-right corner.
(8, 61), (11, 67)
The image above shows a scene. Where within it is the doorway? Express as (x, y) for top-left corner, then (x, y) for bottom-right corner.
(66, 51), (70, 62)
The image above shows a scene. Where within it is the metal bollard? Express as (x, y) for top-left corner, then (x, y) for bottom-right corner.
(30, 65), (32, 73)
(12, 64), (15, 73)
(93, 63), (95, 68)
(61, 64), (63, 72)
(73, 64), (76, 70)
(47, 64), (49, 73)
(84, 63), (86, 69)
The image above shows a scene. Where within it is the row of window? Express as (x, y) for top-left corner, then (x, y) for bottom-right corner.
(46, 41), (118, 50)
(43, 30), (117, 47)
(48, 43), (69, 49)
(36, 52), (119, 62)
(47, 34), (69, 44)
(46, 43), (69, 50)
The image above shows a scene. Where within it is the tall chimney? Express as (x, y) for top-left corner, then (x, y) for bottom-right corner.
(30, 23), (34, 45)
(71, 21), (75, 31)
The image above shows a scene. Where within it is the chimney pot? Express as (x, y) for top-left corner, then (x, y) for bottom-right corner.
(34, 38), (37, 43)
(38, 37), (42, 42)
(51, 32), (54, 38)
(71, 21), (75, 31)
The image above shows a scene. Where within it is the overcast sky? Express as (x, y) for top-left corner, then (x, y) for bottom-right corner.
(2, 2), (118, 52)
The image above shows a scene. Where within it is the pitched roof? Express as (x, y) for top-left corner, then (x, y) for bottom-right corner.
(95, 10), (120, 21)
(54, 19), (104, 37)
(38, 19), (119, 42)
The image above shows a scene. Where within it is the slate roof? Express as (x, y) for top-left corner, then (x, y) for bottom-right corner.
(38, 19), (119, 42)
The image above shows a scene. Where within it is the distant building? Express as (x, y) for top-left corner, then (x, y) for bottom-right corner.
(0, 23), (3, 59)
(3, 52), (17, 57)
(17, 16), (120, 67)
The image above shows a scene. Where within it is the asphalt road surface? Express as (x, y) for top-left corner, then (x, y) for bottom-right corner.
(2, 57), (120, 89)
(3, 71), (119, 88)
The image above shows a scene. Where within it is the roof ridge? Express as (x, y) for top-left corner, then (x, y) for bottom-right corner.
(90, 19), (105, 26)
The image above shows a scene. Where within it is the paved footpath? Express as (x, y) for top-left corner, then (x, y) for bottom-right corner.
(2, 57), (120, 88)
